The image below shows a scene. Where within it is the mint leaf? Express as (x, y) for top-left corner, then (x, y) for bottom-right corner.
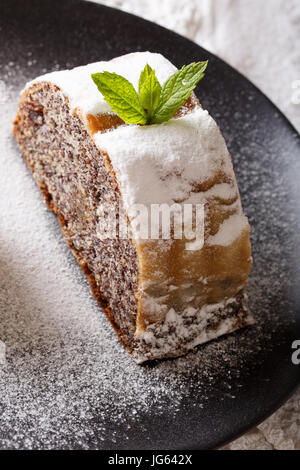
(151, 61), (208, 124)
(139, 67), (161, 119)
(91, 60), (208, 126)
(138, 63), (154, 96)
(91, 71), (147, 125)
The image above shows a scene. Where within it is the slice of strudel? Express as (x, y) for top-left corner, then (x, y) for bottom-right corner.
(13, 52), (253, 363)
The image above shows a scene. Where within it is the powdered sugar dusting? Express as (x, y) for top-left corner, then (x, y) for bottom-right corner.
(0, 80), (8, 104)
(207, 214), (249, 246)
(94, 107), (233, 208)
(28, 52), (177, 116)
(0, 59), (298, 449)
(0, 80), (294, 446)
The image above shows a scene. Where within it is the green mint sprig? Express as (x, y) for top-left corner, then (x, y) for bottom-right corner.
(91, 60), (208, 126)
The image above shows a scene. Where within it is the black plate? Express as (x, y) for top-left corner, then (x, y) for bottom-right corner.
(0, 0), (300, 450)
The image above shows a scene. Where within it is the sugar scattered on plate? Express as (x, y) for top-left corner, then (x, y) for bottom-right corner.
(0, 80), (295, 450)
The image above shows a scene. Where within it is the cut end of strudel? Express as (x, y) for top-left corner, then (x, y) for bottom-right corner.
(13, 52), (253, 363)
